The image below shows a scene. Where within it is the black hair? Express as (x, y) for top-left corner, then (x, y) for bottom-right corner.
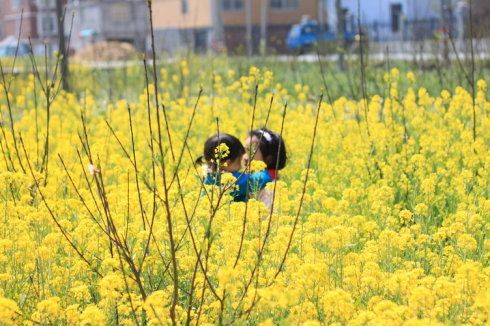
(196, 133), (245, 170)
(249, 128), (287, 170)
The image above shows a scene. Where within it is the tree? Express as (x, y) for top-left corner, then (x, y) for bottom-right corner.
(473, 0), (490, 37)
(246, 0), (252, 56)
(259, 0), (269, 56)
(336, 0), (346, 70)
(56, 0), (69, 91)
(440, 0), (452, 63)
(318, 0), (324, 30)
(211, 0), (225, 52)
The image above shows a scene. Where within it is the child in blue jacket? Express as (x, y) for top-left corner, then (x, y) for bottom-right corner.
(197, 130), (286, 203)
(196, 133), (248, 201)
(242, 128), (287, 206)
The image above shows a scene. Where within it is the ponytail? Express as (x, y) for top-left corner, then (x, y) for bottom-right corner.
(195, 155), (205, 166)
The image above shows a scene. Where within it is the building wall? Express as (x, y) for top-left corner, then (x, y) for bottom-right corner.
(224, 24), (293, 54)
(1, 0), (39, 39)
(150, 0), (321, 54)
(222, 0), (320, 53)
(327, 0), (442, 41)
(152, 27), (211, 55)
(150, 0), (320, 32)
(338, 0), (439, 23)
(67, 0), (149, 51)
(150, 0), (213, 55)
(222, 0), (319, 26)
(0, 0), (61, 55)
(152, 0), (213, 29)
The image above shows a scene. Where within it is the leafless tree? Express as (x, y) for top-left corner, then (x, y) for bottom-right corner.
(336, 0), (346, 70)
(259, 0), (269, 56)
(56, 0), (69, 90)
(246, 0), (253, 56)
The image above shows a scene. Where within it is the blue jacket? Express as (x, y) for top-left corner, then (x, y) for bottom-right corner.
(203, 169), (276, 202)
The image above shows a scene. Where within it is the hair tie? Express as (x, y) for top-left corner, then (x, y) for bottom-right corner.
(259, 130), (273, 142)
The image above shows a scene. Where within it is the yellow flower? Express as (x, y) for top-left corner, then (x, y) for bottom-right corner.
(65, 304), (81, 324)
(399, 209), (414, 224)
(414, 203), (429, 216)
(0, 297), (20, 325)
(70, 284), (91, 302)
(220, 172), (237, 185)
(408, 286), (435, 316)
(476, 79), (487, 91)
(80, 305), (105, 326)
(259, 319), (274, 326)
(144, 291), (169, 323)
(390, 67), (400, 80)
(0, 55), (489, 325)
(420, 175), (437, 195)
(288, 301), (318, 323)
(98, 273), (125, 301)
(214, 143), (230, 160)
(441, 90), (451, 100)
(249, 160), (267, 173)
(456, 234), (477, 252)
(321, 289), (354, 322)
(33, 297), (62, 323)
(406, 71), (416, 83)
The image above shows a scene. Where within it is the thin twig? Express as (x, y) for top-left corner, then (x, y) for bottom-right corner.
(20, 135), (102, 278)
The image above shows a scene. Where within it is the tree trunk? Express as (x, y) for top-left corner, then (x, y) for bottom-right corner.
(336, 0), (346, 70)
(318, 0), (325, 30)
(246, 0), (252, 56)
(440, 0), (451, 64)
(211, 0), (225, 52)
(56, 0), (69, 91)
(259, 0), (268, 56)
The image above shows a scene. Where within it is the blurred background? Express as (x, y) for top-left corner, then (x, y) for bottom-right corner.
(0, 0), (488, 59)
(0, 0), (487, 101)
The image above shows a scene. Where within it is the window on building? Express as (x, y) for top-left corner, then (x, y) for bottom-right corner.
(182, 0), (189, 14)
(110, 3), (130, 22)
(223, 0), (244, 11)
(11, 0), (21, 11)
(391, 3), (402, 32)
(194, 29), (208, 53)
(36, 0), (56, 9)
(270, 0), (298, 10)
(39, 13), (57, 36)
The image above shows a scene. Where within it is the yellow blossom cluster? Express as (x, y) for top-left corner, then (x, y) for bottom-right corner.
(0, 64), (488, 325)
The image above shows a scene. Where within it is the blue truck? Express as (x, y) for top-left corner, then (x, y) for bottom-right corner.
(0, 37), (30, 58)
(286, 18), (357, 53)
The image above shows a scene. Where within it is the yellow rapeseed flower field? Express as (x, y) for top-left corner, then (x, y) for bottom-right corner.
(0, 64), (488, 325)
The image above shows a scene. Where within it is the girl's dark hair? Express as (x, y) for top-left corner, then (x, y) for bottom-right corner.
(196, 133), (245, 170)
(249, 128), (287, 170)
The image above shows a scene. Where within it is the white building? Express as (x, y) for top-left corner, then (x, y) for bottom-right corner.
(66, 0), (149, 51)
(325, 0), (468, 42)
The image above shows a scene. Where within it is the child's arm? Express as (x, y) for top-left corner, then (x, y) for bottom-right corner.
(232, 170), (273, 199)
(203, 174), (215, 185)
